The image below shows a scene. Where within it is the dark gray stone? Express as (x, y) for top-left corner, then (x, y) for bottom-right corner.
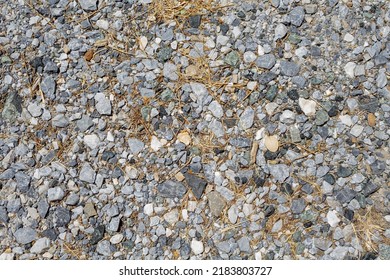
(38, 199), (49, 218)
(363, 180), (380, 197)
(157, 180), (187, 198)
(188, 15), (202, 28)
(280, 61), (300, 76)
(289, 6), (305, 26)
(258, 72), (277, 84)
(335, 188), (357, 204)
(40, 76), (56, 100)
(337, 166), (352, 178)
(184, 174), (207, 200)
(157, 47), (173, 63)
(54, 207), (71, 227)
(90, 225), (105, 245)
(0, 169), (15, 180)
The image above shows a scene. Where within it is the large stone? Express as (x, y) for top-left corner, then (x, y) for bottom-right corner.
(269, 164), (290, 182)
(79, 0), (98, 11)
(207, 191), (226, 217)
(79, 163), (96, 184)
(289, 6), (305, 27)
(94, 93), (111, 115)
(255, 54), (276, 69)
(184, 174), (207, 199)
(14, 227), (37, 244)
(157, 180), (187, 198)
(280, 60), (300, 76)
(1, 92), (22, 122)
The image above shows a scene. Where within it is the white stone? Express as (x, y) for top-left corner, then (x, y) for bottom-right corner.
(265, 102), (278, 115)
(280, 110), (296, 124)
(243, 204), (254, 216)
(247, 81), (257, 90)
(110, 234), (124, 244)
(275, 23), (288, 40)
(163, 209), (179, 225)
(243, 51), (257, 63)
(298, 98), (317, 116)
(339, 115), (353, 126)
(139, 36), (148, 50)
(344, 62), (356, 78)
(228, 205), (238, 224)
(150, 136), (162, 151)
(344, 33), (354, 42)
(257, 45), (265, 56)
(350, 125), (364, 137)
(208, 100), (224, 119)
(191, 239), (204, 255)
(327, 210), (340, 227)
(271, 219), (283, 233)
(143, 203), (154, 216)
(96, 19), (109, 30)
(84, 134), (100, 149)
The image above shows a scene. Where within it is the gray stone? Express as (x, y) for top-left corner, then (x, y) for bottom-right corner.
(14, 227), (37, 244)
(27, 103), (43, 117)
(209, 119), (225, 138)
(54, 207), (71, 227)
(108, 216), (121, 232)
(1, 92), (22, 122)
(52, 114), (69, 127)
(157, 47), (173, 62)
(15, 172), (31, 193)
(363, 180), (379, 197)
(157, 180), (187, 198)
(188, 15), (202, 28)
(96, 240), (111, 256)
(30, 237), (50, 254)
(291, 198), (306, 214)
(255, 54), (276, 69)
(337, 166), (352, 178)
(95, 93), (112, 115)
(280, 61), (300, 76)
(207, 191), (226, 217)
(0, 169), (14, 180)
(239, 107), (255, 130)
(290, 6), (305, 27)
(90, 225), (105, 245)
(65, 193), (79, 206)
(258, 72), (277, 84)
(163, 63), (178, 80)
(330, 246), (349, 260)
(269, 164), (290, 182)
(0, 206), (8, 223)
(379, 244), (390, 260)
(76, 115), (93, 132)
(79, 163), (96, 184)
(38, 199), (49, 218)
(224, 51), (240, 67)
(335, 188), (356, 204)
(79, 0), (97, 11)
(128, 138), (145, 155)
(315, 110), (329, 126)
(275, 23), (288, 40)
(377, 71), (387, 88)
(314, 238), (331, 251)
(208, 100), (224, 119)
(216, 241), (231, 253)
(184, 174), (207, 200)
(40, 76), (56, 100)
(237, 236), (251, 252)
(47, 187), (65, 202)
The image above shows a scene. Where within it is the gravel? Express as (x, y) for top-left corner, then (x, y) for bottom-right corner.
(1, 0), (389, 261)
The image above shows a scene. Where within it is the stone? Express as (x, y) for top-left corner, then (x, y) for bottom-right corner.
(344, 62), (356, 78)
(280, 110), (296, 124)
(290, 6), (305, 27)
(327, 210), (340, 227)
(239, 107), (255, 130)
(228, 205), (238, 224)
(0, 206), (8, 223)
(275, 23), (288, 40)
(377, 71), (387, 88)
(27, 103), (43, 117)
(280, 60), (300, 76)
(84, 134), (100, 150)
(15, 172), (31, 193)
(269, 164), (290, 182)
(207, 191), (226, 217)
(96, 240), (111, 256)
(96, 19), (109, 30)
(41, 76), (56, 99)
(54, 207), (71, 227)
(243, 51), (257, 63)
(163, 62), (178, 80)
(330, 246), (349, 260)
(191, 239), (204, 255)
(90, 225), (105, 245)
(47, 187), (65, 202)
(237, 236), (251, 252)
(65, 193), (79, 206)
(190, 82), (209, 105)
(362, 181), (379, 197)
(1, 92), (23, 122)
(30, 237), (50, 254)
(350, 125), (364, 137)
(291, 198), (306, 214)
(157, 180), (187, 198)
(143, 203), (153, 216)
(163, 209), (179, 225)
(76, 115), (93, 132)
(184, 174), (207, 200)
(157, 47), (172, 62)
(271, 219), (283, 232)
(255, 54), (276, 69)
(188, 15), (201, 28)
(95, 93), (111, 115)
(128, 138), (144, 155)
(224, 51), (240, 67)
(315, 110), (329, 126)
(14, 227), (37, 244)
(52, 114), (69, 127)
(335, 188), (357, 204)
(177, 131), (191, 145)
(337, 166), (352, 178)
(84, 202), (97, 218)
(150, 136), (163, 151)
(208, 100), (223, 119)
(79, 0), (97, 11)
(110, 234), (123, 245)
(314, 238), (331, 251)
(38, 200), (49, 218)
(298, 98), (316, 116)
(79, 163), (96, 183)
(344, 33), (354, 42)
(379, 244), (390, 260)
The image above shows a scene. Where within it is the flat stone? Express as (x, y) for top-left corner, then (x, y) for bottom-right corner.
(84, 134), (100, 150)
(363, 180), (379, 197)
(275, 23), (288, 40)
(30, 237), (50, 254)
(327, 210), (340, 227)
(255, 54), (276, 69)
(243, 51), (257, 63)
(110, 234), (123, 245)
(239, 107), (255, 130)
(290, 6), (305, 27)
(143, 203), (154, 216)
(47, 187), (65, 202)
(14, 227), (37, 244)
(128, 138), (144, 155)
(191, 239), (204, 255)
(350, 125), (364, 137)
(344, 62), (356, 78)
(188, 15), (202, 28)
(38, 199), (49, 218)
(163, 62), (178, 80)
(207, 191), (226, 217)
(90, 225), (105, 245)
(1, 93), (23, 122)
(190, 82), (209, 105)
(54, 207), (71, 227)
(237, 236), (251, 252)
(157, 47), (172, 62)
(163, 209), (179, 225)
(314, 238), (331, 251)
(52, 114), (69, 127)
(76, 115), (93, 132)
(330, 246), (349, 259)
(79, 0), (97, 11)
(0, 206), (8, 223)
(224, 51), (240, 67)
(337, 166), (352, 178)
(335, 188), (357, 204)
(379, 244), (390, 260)
(96, 240), (111, 256)
(208, 100), (224, 119)
(157, 180), (187, 198)
(299, 98), (316, 116)
(27, 103), (43, 117)
(315, 110), (329, 126)
(40, 76), (56, 100)
(280, 110), (296, 124)
(79, 163), (96, 184)
(15, 172), (31, 193)
(291, 198), (306, 214)
(95, 93), (111, 115)
(184, 174), (207, 200)
(271, 219), (283, 232)
(269, 164), (290, 182)
(280, 60), (300, 76)
(84, 202), (97, 218)
(228, 205), (238, 224)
